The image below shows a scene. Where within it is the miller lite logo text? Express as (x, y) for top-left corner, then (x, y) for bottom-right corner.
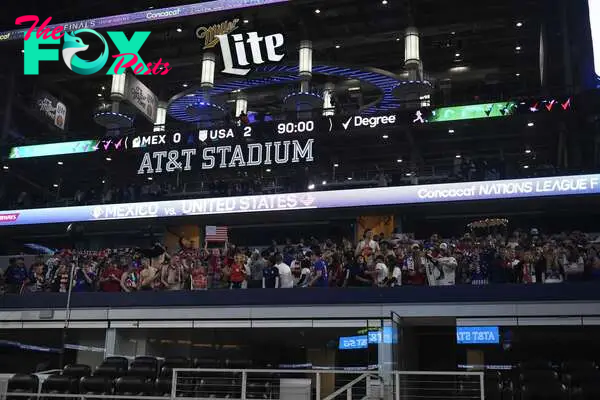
(216, 31), (285, 76)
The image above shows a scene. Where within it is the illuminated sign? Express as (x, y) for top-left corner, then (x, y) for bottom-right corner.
(196, 19), (240, 49)
(0, 0), (289, 42)
(217, 30), (285, 76)
(136, 139), (315, 174)
(0, 174), (598, 226)
(427, 102), (517, 123)
(590, 0), (600, 78)
(456, 326), (500, 345)
(341, 115), (397, 130)
(339, 327), (396, 350)
(9, 140), (97, 159)
(339, 336), (368, 350)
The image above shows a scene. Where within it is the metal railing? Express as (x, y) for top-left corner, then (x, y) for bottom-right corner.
(1, 369), (484, 400)
(171, 368), (484, 400)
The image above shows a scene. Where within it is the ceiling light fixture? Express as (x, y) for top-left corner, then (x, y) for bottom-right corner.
(243, 19), (249, 24)
(105, 157), (112, 161)
(515, 45), (522, 51)
(396, 159), (403, 163)
(448, 129), (455, 134)
(97, 93), (102, 97)
(308, 183), (315, 190)
(523, 165), (529, 169)
(525, 149), (532, 154)
(314, 8), (321, 14)
(322, 180), (327, 185)
(335, 44), (341, 49)
(527, 122), (534, 127)
(52, 183), (59, 188)
(182, 83), (188, 87)
(455, 154), (462, 159)
(147, 177), (153, 181)
(2, 165), (8, 170)
(382, 0), (388, 4)
(266, 168), (272, 172)
(455, 52), (460, 57)
(382, 134), (389, 139)
(347, 177), (353, 181)
(176, 27), (182, 33)
(516, 22), (523, 27)
(101, 86), (106, 90)
(333, 163), (339, 167)
(516, 73), (521, 77)
(57, 161), (63, 165)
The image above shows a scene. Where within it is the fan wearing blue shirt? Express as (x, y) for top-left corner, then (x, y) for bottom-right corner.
(309, 249), (329, 287)
(262, 259), (280, 288)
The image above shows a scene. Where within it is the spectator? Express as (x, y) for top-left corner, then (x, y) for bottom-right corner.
(139, 258), (159, 291)
(100, 260), (122, 292)
(161, 257), (184, 291)
(5, 257), (28, 294)
(120, 264), (139, 292)
(72, 263), (97, 292)
(274, 253), (293, 288)
(190, 264), (208, 290)
(262, 256), (280, 288)
(52, 263), (71, 293)
(249, 252), (267, 289)
(355, 229), (380, 260)
(344, 255), (371, 287)
(309, 249), (328, 287)
(228, 253), (247, 289)
(26, 262), (48, 293)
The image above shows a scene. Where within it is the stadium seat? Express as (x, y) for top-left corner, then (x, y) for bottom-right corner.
(155, 377), (172, 396)
(94, 364), (127, 379)
(519, 370), (559, 384)
(62, 364), (91, 379)
(133, 356), (159, 368)
(115, 376), (154, 395)
(518, 361), (553, 371)
(128, 363), (158, 379)
(79, 376), (113, 395)
(561, 360), (597, 373)
(41, 374), (75, 394)
(160, 357), (191, 378)
(521, 382), (568, 400)
(102, 356), (129, 369)
(8, 374), (39, 400)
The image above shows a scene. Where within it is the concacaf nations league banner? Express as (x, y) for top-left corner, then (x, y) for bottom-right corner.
(0, 174), (598, 226)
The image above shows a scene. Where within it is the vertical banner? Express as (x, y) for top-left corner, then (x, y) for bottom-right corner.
(124, 75), (159, 123)
(34, 91), (68, 130)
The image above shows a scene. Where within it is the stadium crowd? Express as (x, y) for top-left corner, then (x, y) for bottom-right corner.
(2, 227), (600, 295)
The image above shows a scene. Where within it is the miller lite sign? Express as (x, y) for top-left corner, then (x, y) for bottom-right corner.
(216, 31), (285, 76)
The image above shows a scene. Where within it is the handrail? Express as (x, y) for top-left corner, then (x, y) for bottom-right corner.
(321, 372), (373, 400)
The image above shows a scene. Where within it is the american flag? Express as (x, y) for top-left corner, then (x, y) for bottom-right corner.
(205, 226), (228, 242)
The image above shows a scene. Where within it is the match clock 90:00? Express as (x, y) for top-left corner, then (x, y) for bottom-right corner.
(276, 120), (316, 134)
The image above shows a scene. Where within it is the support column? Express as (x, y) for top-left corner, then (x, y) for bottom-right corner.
(104, 328), (116, 359)
(377, 320), (394, 398)
(153, 101), (168, 132)
(323, 83), (335, 116)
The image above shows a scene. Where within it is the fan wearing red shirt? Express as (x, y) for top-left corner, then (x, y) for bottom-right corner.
(229, 254), (247, 289)
(100, 260), (122, 292)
